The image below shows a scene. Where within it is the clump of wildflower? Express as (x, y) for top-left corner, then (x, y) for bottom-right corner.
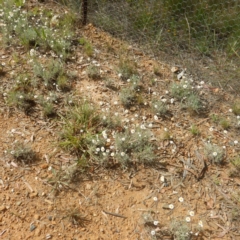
(204, 143), (225, 165)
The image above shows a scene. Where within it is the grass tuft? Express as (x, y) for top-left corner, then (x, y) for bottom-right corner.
(204, 143), (225, 165)
(8, 142), (37, 164)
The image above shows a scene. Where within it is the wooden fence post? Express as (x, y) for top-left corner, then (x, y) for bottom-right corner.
(82, 0), (88, 25)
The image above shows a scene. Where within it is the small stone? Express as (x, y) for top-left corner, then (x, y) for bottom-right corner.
(34, 214), (40, 220)
(0, 205), (6, 211)
(41, 164), (48, 169)
(85, 184), (92, 190)
(35, 227), (41, 236)
(46, 234), (52, 239)
(48, 205), (53, 211)
(171, 66), (179, 73)
(29, 192), (38, 198)
(30, 224), (37, 232)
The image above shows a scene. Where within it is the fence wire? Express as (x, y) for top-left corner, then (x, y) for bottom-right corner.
(71, 0), (240, 92)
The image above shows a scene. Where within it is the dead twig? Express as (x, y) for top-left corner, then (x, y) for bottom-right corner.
(102, 210), (127, 219)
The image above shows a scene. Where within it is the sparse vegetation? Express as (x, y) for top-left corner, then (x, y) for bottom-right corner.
(0, 0), (240, 239)
(118, 58), (138, 80)
(59, 101), (100, 156)
(120, 87), (136, 108)
(151, 99), (168, 117)
(87, 65), (101, 80)
(220, 118), (231, 130)
(170, 82), (191, 100)
(232, 101), (240, 116)
(8, 142), (37, 164)
(204, 143), (225, 165)
(114, 127), (156, 167)
(63, 207), (89, 226)
(185, 93), (203, 114)
(79, 38), (94, 57)
(190, 124), (200, 136)
(170, 220), (191, 240)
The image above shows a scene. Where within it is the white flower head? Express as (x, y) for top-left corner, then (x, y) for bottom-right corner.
(198, 220), (203, 228)
(169, 204), (174, 209)
(160, 175), (165, 182)
(209, 127), (214, 132)
(189, 211), (194, 217)
(29, 49), (36, 57)
(153, 197), (158, 202)
(151, 230), (156, 236)
(154, 115), (158, 121)
(212, 152), (218, 157)
(186, 217), (191, 222)
(153, 220), (159, 226)
(120, 152), (125, 157)
(178, 197), (184, 202)
(229, 109), (233, 112)
(234, 140), (238, 145)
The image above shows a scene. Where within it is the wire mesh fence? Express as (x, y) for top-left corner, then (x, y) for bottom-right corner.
(64, 0), (240, 92)
(87, 0), (240, 56)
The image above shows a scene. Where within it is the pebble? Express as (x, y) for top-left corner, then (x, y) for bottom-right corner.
(30, 224), (37, 232)
(0, 205), (6, 211)
(30, 192), (38, 198)
(85, 183), (92, 190)
(34, 214), (40, 220)
(46, 234), (52, 239)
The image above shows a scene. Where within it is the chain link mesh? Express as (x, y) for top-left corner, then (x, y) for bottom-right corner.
(88, 0), (240, 54)
(67, 0), (240, 92)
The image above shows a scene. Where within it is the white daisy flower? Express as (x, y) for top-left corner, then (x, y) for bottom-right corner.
(178, 197), (184, 202)
(169, 204), (174, 210)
